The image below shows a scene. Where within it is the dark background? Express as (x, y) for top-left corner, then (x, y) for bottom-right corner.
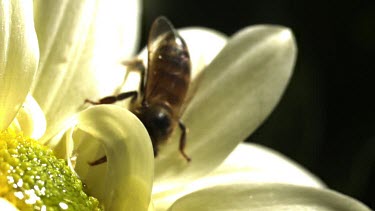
(141, 0), (375, 208)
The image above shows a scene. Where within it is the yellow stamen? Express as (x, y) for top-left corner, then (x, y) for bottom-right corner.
(0, 130), (102, 210)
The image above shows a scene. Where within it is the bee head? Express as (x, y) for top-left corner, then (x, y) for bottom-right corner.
(136, 104), (174, 147)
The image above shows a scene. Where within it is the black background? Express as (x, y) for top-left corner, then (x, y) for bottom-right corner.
(141, 0), (375, 208)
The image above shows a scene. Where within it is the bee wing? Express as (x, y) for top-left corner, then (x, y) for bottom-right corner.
(147, 16), (176, 54)
(144, 16), (177, 103)
(144, 16), (191, 115)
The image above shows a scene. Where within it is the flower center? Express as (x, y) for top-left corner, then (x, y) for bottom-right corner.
(0, 130), (102, 210)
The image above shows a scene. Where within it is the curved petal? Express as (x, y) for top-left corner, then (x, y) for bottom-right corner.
(10, 95), (46, 139)
(0, 0), (39, 130)
(153, 143), (324, 211)
(168, 184), (371, 211)
(32, 0), (141, 143)
(74, 105), (154, 210)
(155, 25), (297, 187)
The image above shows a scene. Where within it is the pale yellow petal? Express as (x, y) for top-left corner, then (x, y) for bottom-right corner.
(75, 105), (153, 210)
(179, 28), (227, 79)
(168, 184), (371, 211)
(11, 95), (46, 139)
(154, 25), (296, 190)
(0, 0), (39, 130)
(32, 0), (141, 142)
(153, 143), (324, 211)
(210, 143), (324, 187)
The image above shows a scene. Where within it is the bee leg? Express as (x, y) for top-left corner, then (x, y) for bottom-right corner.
(123, 59), (146, 95)
(153, 145), (159, 157)
(85, 91), (138, 105)
(178, 121), (191, 162)
(122, 59), (145, 72)
(88, 155), (107, 166)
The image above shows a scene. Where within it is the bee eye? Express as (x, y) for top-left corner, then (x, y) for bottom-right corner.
(154, 112), (171, 129)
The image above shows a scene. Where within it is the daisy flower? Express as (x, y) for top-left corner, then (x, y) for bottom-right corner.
(0, 0), (370, 210)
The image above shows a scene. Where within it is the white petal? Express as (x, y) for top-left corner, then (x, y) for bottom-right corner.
(0, 0), (39, 130)
(153, 143), (324, 211)
(75, 105), (154, 210)
(154, 25), (296, 189)
(210, 143), (324, 187)
(11, 95), (46, 139)
(168, 183), (371, 211)
(0, 198), (18, 211)
(179, 28), (227, 79)
(32, 0), (141, 142)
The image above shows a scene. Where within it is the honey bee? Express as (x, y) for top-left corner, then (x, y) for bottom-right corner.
(86, 16), (191, 163)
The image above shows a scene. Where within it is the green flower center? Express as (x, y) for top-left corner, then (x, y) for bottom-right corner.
(0, 130), (102, 211)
